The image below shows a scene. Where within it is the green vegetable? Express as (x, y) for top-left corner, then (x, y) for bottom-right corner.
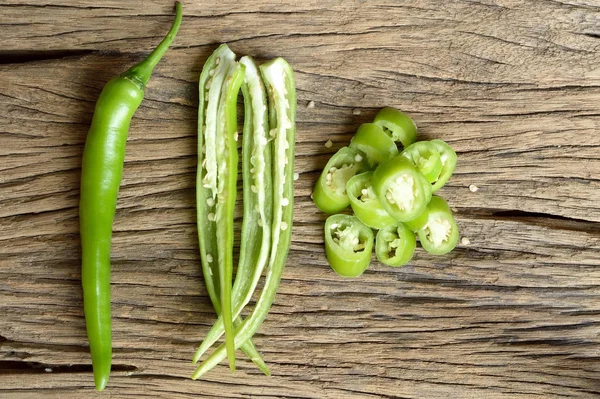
(313, 146), (368, 214)
(193, 56), (273, 375)
(417, 196), (459, 255)
(325, 214), (374, 277)
(429, 140), (457, 192)
(346, 172), (396, 229)
(196, 45), (267, 374)
(401, 141), (443, 183)
(192, 57), (296, 379)
(79, 3), (182, 391)
(375, 223), (416, 267)
(371, 155), (432, 222)
(349, 123), (398, 167)
(373, 107), (417, 148)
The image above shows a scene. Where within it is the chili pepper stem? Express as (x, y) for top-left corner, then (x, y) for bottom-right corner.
(122, 2), (183, 90)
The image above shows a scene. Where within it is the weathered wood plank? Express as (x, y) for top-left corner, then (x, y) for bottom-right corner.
(1, 0), (600, 398)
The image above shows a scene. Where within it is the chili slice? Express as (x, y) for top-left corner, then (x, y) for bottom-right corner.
(373, 107), (417, 148)
(430, 139), (457, 192)
(417, 196), (459, 255)
(375, 223), (416, 267)
(346, 172), (396, 229)
(349, 123), (398, 167)
(371, 155), (432, 222)
(313, 146), (368, 214)
(325, 214), (374, 278)
(401, 141), (443, 183)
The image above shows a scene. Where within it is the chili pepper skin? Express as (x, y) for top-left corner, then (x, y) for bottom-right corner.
(79, 3), (182, 391)
(371, 155), (432, 223)
(401, 141), (443, 184)
(373, 107), (417, 148)
(192, 57), (296, 379)
(325, 214), (374, 277)
(375, 223), (416, 267)
(417, 196), (459, 255)
(313, 146), (368, 214)
(346, 172), (396, 230)
(349, 123), (398, 167)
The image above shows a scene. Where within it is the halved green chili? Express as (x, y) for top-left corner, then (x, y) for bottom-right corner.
(346, 172), (396, 230)
(193, 56), (273, 372)
(349, 123), (398, 167)
(196, 45), (267, 374)
(313, 146), (368, 214)
(371, 155), (432, 222)
(375, 223), (416, 267)
(417, 196), (459, 255)
(79, 3), (182, 391)
(325, 214), (374, 277)
(373, 107), (417, 148)
(192, 57), (296, 379)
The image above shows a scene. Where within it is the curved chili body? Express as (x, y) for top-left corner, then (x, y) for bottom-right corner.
(80, 78), (143, 391)
(79, 3), (182, 391)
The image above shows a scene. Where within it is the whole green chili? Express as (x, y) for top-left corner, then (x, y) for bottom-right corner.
(79, 3), (182, 391)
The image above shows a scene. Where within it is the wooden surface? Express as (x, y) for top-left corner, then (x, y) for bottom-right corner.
(1, 0), (600, 397)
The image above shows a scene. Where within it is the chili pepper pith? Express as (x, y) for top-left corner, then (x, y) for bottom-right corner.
(79, 3), (182, 391)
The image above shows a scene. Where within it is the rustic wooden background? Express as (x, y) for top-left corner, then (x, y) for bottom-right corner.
(1, 0), (599, 398)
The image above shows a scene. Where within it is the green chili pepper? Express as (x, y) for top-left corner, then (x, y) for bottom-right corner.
(196, 46), (268, 374)
(373, 107), (417, 148)
(401, 141), (443, 183)
(313, 146), (368, 214)
(371, 155), (432, 223)
(193, 56), (273, 375)
(417, 196), (459, 255)
(192, 57), (296, 379)
(324, 214), (374, 278)
(79, 3), (182, 391)
(346, 172), (396, 230)
(375, 223), (416, 267)
(349, 123), (398, 167)
(429, 139), (457, 192)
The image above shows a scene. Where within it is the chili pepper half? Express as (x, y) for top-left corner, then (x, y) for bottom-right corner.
(349, 123), (398, 167)
(346, 171), (396, 230)
(375, 223), (416, 267)
(373, 107), (417, 148)
(417, 196), (459, 255)
(313, 146), (368, 214)
(325, 214), (374, 278)
(192, 57), (296, 379)
(79, 3), (182, 391)
(371, 155), (432, 222)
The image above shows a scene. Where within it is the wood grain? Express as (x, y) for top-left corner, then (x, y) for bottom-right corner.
(1, 0), (599, 398)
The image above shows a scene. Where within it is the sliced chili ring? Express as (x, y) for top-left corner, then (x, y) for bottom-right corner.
(373, 107), (417, 148)
(346, 172), (396, 230)
(371, 155), (432, 222)
(417, 196), (459, 255)
(349, 123), (398, 167)
(401, 141), (443, 183)
(313, 146), (368, 214)
(325, 214), (374, 278)
(430, 139), (457, 192)
(375, 223), (416, 267)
